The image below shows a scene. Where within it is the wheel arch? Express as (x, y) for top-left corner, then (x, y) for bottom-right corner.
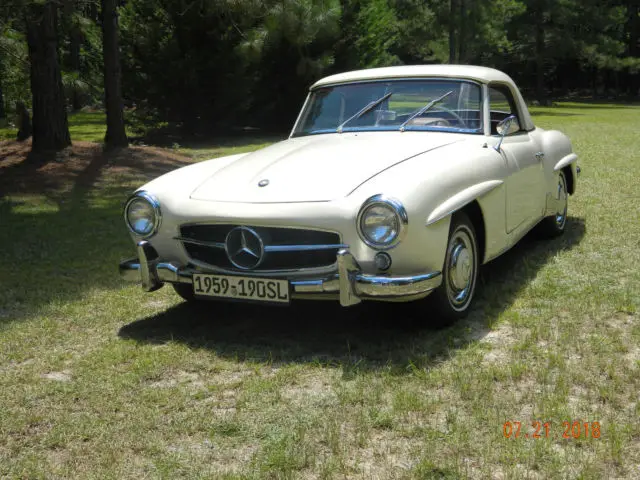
(459, 201), (486, 265)
(562, 165), (575, 195)
(425, 181), (499, 265)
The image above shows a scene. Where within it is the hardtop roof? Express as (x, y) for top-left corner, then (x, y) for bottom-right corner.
(311, 65), (515, 89)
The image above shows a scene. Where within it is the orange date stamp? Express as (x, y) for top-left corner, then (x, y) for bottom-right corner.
(503, 421), (601, 439)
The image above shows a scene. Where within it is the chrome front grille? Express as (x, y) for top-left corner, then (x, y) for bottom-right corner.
(177, 224), (345, 272)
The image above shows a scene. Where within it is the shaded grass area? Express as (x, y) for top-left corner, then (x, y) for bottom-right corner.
(0, 103), (639, 478)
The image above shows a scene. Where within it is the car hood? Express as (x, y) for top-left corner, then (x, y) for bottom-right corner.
(190, 132), (464, 203)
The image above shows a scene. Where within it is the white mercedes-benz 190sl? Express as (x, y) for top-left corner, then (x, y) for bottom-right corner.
(119, 65), (579, 322)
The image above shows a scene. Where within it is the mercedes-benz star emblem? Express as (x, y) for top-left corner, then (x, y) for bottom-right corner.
(225, 226), (264, 270)
(258, 179), (269, 187)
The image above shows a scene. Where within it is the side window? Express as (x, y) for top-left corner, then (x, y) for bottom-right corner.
(489, 85), (520, 135)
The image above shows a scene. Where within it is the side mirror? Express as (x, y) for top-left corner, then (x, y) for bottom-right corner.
(497, 115), (520, 136)
(494, 115), (519, 152)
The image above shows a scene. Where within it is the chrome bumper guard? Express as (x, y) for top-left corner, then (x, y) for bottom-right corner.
(119, 241), (442, 306)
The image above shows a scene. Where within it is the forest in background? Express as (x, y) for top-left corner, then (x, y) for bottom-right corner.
(1, 0), (639, 152)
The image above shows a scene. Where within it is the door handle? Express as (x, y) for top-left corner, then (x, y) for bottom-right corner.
(535, 152), (545, 160)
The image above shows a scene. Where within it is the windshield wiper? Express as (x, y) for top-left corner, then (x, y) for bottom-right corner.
(399, 90), (454, 131)
(337, 92), (393, 133)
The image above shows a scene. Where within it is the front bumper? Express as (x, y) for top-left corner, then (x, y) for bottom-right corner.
(119, 241), (442, 306)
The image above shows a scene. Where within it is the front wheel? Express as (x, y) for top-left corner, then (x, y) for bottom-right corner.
(426, 212), (479, 325)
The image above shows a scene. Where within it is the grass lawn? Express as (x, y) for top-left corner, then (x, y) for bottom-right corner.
(0, 111), (280, 159)
(0, 111), (110, 143)
(0, 103), (639, 478)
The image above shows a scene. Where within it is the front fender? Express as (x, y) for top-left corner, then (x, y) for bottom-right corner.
(350, 138), (508, 268)
(425, 180), (503, 226)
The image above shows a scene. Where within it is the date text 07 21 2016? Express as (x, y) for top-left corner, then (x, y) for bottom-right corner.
(503, 421), (601, 439)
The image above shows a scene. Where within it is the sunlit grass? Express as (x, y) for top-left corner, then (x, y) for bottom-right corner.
(0, 103), (638, 478)
(0, 110), (281, 157)
(0, 117), (16, 140)
(174, 136), (284, 161)
(0, 111), (107, 143)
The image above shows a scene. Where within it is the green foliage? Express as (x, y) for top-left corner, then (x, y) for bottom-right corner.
(353, 0), (401, 68)
(0, 25), (30, 111)
(0, 0), (639, 133)
(393, 0), (445, 63)
(0, 0), (104, 120)
(239, 0), (342, 127)
(118, 0), (341, 131)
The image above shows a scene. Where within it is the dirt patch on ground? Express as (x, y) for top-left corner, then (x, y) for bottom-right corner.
(281, 374), (337, 408)
(42, 370), (73, 382)
(147, 370), (205, 390)
(0, 140), (193, 197)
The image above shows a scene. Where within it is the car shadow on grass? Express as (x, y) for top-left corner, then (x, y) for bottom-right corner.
(118, 217), (586, 374)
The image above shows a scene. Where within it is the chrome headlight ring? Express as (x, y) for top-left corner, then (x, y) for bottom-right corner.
(357, 194), (408, 250)
(124, 190), (162, 238)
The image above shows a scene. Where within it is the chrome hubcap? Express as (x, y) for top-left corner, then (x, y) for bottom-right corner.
(555, 174), (568, 229)
(446, 227), (476, 309)
(450, 245), (472, 290)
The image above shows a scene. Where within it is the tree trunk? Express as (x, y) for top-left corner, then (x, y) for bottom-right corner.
(101, 0), (128, 148)
(0, 80), (5, 120)
(629, 0), (639, 57)
(16, 102), (33, 141)
(458, 0), (467, 63)
(25, 1), (72, 154)
(534, 0), (547, 105)
(449, 0), (458, 64)
(628, 0), (640, 96)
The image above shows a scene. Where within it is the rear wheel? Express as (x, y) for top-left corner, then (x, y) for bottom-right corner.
(425, 212), (479, 325)
(538, 170), (568, 238)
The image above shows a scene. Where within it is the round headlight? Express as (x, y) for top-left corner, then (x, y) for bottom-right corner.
(124, 191), (161, 238)
(357, 195), (407, 249)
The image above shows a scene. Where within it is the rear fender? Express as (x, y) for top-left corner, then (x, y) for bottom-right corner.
(554, 153), (578, 172)
(554, 153), (578, 195)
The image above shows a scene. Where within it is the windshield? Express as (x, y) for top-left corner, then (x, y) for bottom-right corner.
(293, 79), (483, 137)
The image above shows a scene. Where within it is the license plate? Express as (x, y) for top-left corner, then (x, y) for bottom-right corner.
(192, 274), (290, 304)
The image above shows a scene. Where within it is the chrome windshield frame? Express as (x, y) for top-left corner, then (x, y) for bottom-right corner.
(290, 77), (484, 138)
